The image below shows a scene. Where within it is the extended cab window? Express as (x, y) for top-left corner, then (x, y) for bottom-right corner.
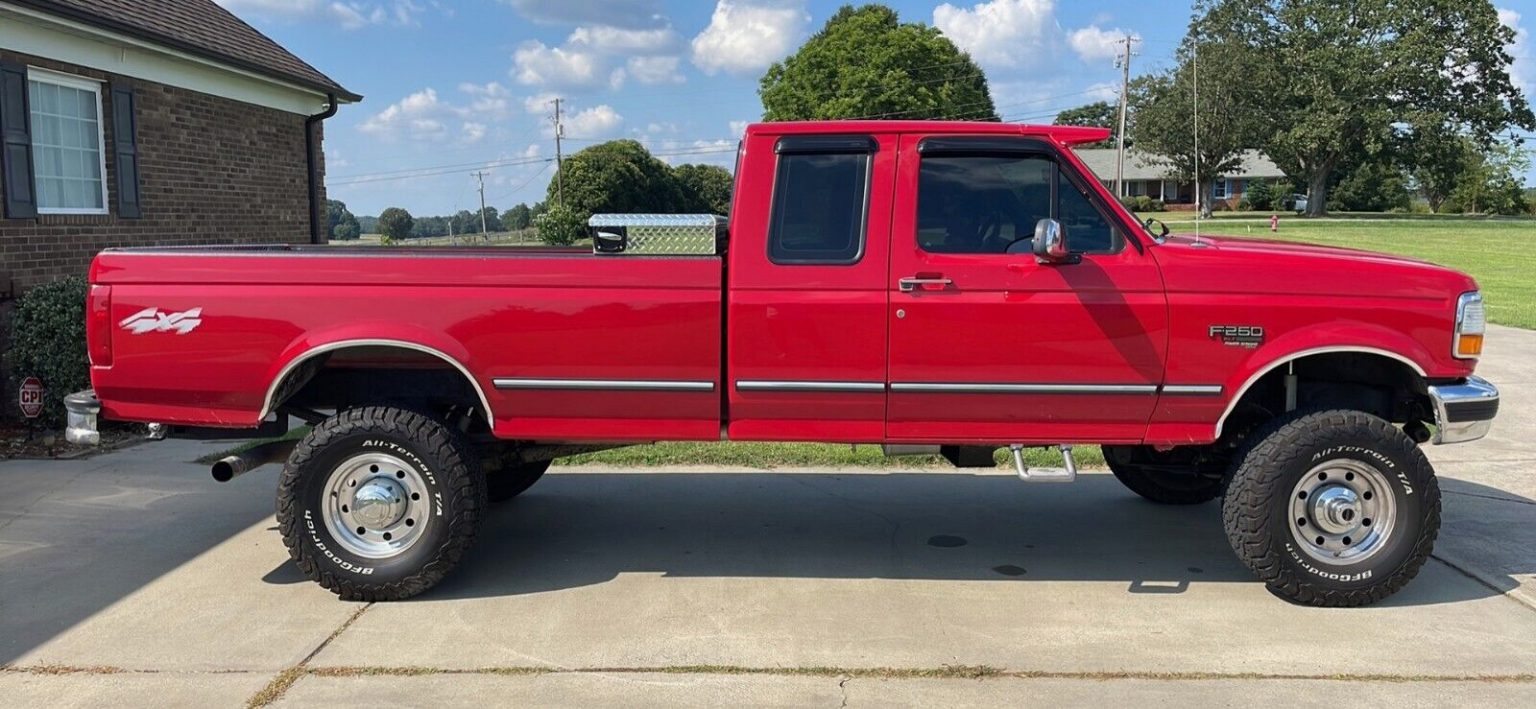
(767, 139), (872, 265)
(917, 153), (1119, 255)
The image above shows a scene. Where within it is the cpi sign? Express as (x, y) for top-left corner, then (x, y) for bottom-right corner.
(19, 377), (44, 419)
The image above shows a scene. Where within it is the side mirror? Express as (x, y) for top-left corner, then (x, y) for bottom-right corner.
(1144, 218), (1170, 239)
(1032, 219), (1079, 265)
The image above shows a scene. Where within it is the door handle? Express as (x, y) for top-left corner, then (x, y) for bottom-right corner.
(898, 277), (954, 292)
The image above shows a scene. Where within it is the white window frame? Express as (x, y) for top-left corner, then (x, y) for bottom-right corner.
(27, 67), (110, 216)
(1212, 177), (1231, 200)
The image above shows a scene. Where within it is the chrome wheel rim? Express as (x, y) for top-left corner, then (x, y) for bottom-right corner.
(1288, 458), (1397, 566)
(321, 452), (430, 559)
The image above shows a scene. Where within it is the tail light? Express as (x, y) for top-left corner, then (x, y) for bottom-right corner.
(1453, 292), (1485, 360)
(87, 285), (112, 367)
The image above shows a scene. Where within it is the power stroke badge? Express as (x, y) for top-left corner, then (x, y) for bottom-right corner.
(1209, 324), (1265, 349)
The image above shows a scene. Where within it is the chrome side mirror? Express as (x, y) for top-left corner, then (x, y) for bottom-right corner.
(1032, 218), (1078, 265)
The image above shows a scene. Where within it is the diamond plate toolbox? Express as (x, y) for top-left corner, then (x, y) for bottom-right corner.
(588, 214), (727, 255)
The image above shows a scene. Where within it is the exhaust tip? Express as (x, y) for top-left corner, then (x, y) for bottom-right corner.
(211, 457), (242, 483)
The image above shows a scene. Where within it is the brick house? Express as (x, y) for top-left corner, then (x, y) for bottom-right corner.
(1076, 148), (1288, 210)
(0, 0), (357, 420)
(0, 0), (360, 294)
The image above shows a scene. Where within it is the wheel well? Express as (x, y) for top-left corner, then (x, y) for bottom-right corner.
(1220, 352), (1431, 437)
(265, 344), (491, 429)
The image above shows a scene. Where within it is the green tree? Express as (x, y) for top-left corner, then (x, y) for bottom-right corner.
(1054, 101), (1120, 147)
(1195, 0), (1534, 216)
(503, 203), (533, 230)
(759, 4), (995, 121)
(549, 140), (687, 222)
(325, 199), (360, 240)
(451, 209), (479, 235)
(377, 207), (414, 242)
(538, 203), (586, 246)
(479, 206), (503, 233)
(1331, 159), (1412, 212)
(1407, 127), (1475, 213)
(675, 164), (735, 214)
(1446, 141), (1531, 215)
(1245, 179), (1279, 211)
(1129, 39), (1258, 218)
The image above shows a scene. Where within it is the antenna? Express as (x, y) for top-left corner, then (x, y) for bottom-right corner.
(1192, 38), (1203, 246)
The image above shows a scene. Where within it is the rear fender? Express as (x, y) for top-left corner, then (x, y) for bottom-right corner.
(259, 324), (492, 421)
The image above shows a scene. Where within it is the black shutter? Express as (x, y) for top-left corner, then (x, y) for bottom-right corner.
(110, 81), (141, 218)
(0, 61), (37, 219)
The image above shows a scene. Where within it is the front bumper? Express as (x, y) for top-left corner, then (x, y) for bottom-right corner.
(1427, 376), (1499, 445)
(64, 389), (102, 446)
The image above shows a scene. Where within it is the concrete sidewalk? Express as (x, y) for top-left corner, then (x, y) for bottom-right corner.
(2, 326), (1533, 707)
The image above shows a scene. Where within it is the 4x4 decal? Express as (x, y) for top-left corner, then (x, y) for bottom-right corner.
(120, 307), (203, 335)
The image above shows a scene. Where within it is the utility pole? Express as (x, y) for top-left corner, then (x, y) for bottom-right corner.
(473, 170), (489, 239)
(551, 98), (565, 207)
(1114, 34), (1135, 199)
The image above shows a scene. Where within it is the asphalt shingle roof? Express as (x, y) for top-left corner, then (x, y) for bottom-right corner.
(14, 0), (360, 102)
(1075, 148), (1286, 182)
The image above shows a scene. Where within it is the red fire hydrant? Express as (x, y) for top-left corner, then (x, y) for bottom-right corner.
(1270, 214), (1279, 232)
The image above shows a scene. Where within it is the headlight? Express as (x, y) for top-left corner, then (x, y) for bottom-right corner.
(1454, 292), (1485, 359)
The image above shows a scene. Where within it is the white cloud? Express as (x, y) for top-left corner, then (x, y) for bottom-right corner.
(626, 56), (685, 84)
(729, 120), (749, 137)
(1084, 81), (1118, 102)
(216, 0), (423, 30)
(499, 0), (663, 29)
(562, 104), (624, 138)
(691, 0), (810, 77)
(512, 24), (681, 90)
(568, 25), (678, 54)
(1067, 25), (1135, 64)
(1500, 8), (1532, 93)
(358, 84), (517, 143)
(458, 81), (514, 119)
(513, 41), (601, 88)
(933, 0), (1057, 69)
(460, 122), (487, 144)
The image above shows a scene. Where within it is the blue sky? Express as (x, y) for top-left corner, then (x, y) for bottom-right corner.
(217, 0), (1536, 217)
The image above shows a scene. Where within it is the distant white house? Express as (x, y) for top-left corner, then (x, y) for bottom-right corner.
(1075, 149), (1287, 208)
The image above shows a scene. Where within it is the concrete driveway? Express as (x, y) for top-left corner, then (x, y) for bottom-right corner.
(3, 325), (1534, 707)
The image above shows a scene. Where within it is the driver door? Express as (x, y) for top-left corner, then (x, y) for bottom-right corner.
(885, 135), (1168, 444)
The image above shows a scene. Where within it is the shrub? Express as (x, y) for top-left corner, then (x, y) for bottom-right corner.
(5, 277), (88, 427)
(1147, 199), (1166, 212)
(538, 204), (587, 246)
(1119, 195), (1138, 211)
(1246, 179), (1278, 211)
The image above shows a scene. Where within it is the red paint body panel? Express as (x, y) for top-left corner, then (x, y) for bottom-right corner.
(85, 121), (1483, 450)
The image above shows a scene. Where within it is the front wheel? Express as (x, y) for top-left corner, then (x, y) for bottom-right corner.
(277, 406), (487, 601)
(1222, 409), (1439, 607)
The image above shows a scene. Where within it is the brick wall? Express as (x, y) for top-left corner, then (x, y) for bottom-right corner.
(0, 49), (324, 291)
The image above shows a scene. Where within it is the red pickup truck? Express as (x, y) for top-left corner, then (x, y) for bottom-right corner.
(65, 121), (1498, 607)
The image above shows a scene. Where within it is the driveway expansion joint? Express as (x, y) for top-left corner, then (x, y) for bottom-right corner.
(243, 602), (373, 708)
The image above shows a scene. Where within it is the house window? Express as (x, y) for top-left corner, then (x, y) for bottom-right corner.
(28, 69), (107, 215)
(1212, 178), (1231, 201)
(1127, 180), (1143, 197)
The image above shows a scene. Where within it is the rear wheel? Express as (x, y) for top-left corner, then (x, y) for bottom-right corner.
(487, 460), (552, 502)
(1222, 409), (1439, 607)
(277, 406), (486, 601)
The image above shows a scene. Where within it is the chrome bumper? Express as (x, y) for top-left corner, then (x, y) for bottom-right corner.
(63, 389), (101, 446)
(1428, 376), (1499, 445)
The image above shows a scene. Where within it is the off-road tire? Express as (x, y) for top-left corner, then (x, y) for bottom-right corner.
(487, 460), (552, 502)
(277, 406), (487, 601)
(1222, 409), (1440, 607)
(1104, 446), (1225, 505)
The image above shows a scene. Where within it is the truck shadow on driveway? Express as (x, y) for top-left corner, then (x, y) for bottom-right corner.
(381, 471), (1534, 608)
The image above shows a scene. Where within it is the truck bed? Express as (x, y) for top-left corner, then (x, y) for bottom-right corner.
(91, 245), (725, 441)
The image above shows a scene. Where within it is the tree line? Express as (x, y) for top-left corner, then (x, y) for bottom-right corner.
(338, 0), (1532, 240)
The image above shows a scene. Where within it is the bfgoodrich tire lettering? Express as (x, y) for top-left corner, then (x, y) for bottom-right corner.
(1221, 409), (1440, 607)
(277, 406), (486, 601)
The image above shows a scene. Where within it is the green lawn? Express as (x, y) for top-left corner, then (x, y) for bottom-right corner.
(1160, 215), (1536, 329)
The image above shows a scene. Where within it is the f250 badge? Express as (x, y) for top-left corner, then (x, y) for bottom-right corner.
(1209, 324), (1264, 349)
(120, 307), (203, 335)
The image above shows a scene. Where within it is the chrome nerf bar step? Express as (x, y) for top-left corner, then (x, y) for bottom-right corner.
(1010, 444), (1078, 483)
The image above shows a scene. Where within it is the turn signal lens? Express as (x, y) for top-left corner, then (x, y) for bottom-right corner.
(1453, 292), (1485, 360)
